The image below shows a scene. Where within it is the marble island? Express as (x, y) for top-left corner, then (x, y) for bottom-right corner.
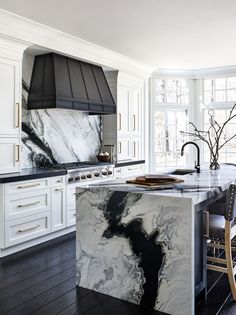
(75, 166), (236, 315)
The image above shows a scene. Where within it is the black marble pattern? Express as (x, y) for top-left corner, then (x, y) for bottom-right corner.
(103, 191), (165, 308)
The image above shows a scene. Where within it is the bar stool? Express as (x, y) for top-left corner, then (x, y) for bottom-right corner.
(206, 184), (236, 300)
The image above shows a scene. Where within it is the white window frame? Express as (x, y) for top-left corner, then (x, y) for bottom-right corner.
(150, 77), (194, 172)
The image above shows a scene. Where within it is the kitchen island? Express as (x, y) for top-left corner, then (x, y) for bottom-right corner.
(75, 166), (236, 315)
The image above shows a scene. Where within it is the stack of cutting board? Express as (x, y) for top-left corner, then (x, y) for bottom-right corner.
(126, 174), (184, 187)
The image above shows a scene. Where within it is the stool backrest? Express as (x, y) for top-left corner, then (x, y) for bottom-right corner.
(225, 184), (236, 222)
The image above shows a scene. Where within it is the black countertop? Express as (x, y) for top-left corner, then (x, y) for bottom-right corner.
(115, 160), (145, 167)
(0, 168), (67, 184)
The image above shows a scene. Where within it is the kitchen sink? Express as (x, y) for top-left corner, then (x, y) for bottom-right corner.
(166, 168), (196, 176)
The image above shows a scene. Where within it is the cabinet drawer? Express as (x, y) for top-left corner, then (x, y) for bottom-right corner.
(5, 212), (51, 248)
(67, 204), (76, 227)
(5, 178), (50, 195)
(51, 176), (65, 187)
(5, 189), (51, 221)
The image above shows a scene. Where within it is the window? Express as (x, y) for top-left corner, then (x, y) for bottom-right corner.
(151, 79), (189, 171)
(204, 77), (236, 104)
(154, 79), (189, 104)
(203, 76), (236, 164)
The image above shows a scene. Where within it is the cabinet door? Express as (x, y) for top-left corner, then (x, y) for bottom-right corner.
(117, 138), (130, 161)
(0, 138), (20, 174)
(51, 186), (66, 231)
(131, 88), (142, 135)
(0, 58), (20, 136)
(117, 86), (130, 134)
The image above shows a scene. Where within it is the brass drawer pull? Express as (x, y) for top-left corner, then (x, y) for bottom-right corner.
(18, 224), (40, 233)
(17, 183), (41, 189)
(118, 113), (121, 130)
(118, 142), (122, 154)
(55, 188), (64, 192)
(16, 102), (20, 128)
(133, 114), (136, 131)
(15, 144), (20, 162)
(17, 201), (40, 208)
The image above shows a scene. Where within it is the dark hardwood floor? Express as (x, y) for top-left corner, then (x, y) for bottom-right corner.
(1, 233), (236, 315)
(0, 233), (167, 315)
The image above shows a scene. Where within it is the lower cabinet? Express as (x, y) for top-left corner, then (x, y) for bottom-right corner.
(51, 185), (66, 231)
(0, 175), (72, 254)
(0, 137), (20, 174)
(5, 211), (51, 247)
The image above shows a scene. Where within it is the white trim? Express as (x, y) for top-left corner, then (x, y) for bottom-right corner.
(0, 9), (153, 78)
(152, 66), (236, 79)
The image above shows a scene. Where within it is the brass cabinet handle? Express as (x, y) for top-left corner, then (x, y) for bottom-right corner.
(17, 201), (40, 208)
(118, 142), (122, 154)
(15, 144), (20, 162)
(133, 114), (136, 131)
(17, 183), (41, 189)
(18, 224), (40, 233)
(203, 210), (209, 238)
(133, 141), (136, 158)
(16, 102), (20, 128)
(54, 188), (64, 192)
(118, 113), (121, 130)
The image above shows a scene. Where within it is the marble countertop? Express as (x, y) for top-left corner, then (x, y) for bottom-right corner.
(0, 168), (67, 183)
(88, 165), (236, 205)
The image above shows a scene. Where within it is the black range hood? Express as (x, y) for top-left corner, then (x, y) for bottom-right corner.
(28, 53), (116, 114)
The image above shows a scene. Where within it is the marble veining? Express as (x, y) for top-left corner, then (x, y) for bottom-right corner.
(21, 53), (102, 168)
(76, 188), (194, 315)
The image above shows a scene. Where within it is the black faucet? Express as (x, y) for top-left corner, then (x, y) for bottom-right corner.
(181, 142), (200, 173)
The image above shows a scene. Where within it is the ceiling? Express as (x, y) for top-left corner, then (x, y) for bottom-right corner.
(0, 0), (236, 70)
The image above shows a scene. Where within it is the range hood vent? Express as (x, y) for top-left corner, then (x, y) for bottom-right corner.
(28, 53), (116, 114)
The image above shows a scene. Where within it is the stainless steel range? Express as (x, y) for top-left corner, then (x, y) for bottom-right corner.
(44, 162), (114, 184)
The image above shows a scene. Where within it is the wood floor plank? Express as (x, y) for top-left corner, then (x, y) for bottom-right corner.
(57, 288), (107, 315)
(0, 250), (75, 291)
(0, 235), (75, 281)
(0, 266), (75, 313)
(33, 287), (92, 315)
(5, 277), (76, 315)
(0, 258), (75, 302)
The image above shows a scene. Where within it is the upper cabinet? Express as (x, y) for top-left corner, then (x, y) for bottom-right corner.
(0, 57), (20, 136)
(103, 71), (145, 163)
(0, 36), (30, 174)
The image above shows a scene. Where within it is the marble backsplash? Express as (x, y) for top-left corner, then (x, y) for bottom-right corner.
(21, 53), (102, 168)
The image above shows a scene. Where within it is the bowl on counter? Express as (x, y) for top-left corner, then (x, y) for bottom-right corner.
(97, 155), (110, 163)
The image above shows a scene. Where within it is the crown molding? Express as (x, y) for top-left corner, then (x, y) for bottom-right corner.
(152, 65), (236, 79)
(0, 9), (153, 78)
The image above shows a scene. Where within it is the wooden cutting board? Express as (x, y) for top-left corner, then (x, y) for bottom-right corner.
(126, 178), (184, 186)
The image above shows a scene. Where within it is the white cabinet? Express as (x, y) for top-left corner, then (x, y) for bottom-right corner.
(117, 86), (130, 135)
(51, 185), (66, 232)
(0, 57), (20, 136)
(0, 137), (20, 174)
(103, 72), (144, 163)
(0, 36), (29, 175)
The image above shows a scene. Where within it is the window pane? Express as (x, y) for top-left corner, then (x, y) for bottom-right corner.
(215, 78), (226, 90)
(204, 79), (213, 91)
(227, 77), (236, 89)
(204, 91), (214, 104)
(227, 89), (236, 101)
(215, 90), (226, 102)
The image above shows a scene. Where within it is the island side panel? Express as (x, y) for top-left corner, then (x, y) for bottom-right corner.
(76, 187), (194, 315)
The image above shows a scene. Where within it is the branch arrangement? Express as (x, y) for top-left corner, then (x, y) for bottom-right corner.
(180, 103), (236, 169)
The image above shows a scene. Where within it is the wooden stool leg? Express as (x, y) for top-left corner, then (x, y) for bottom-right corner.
(225, 223), (236, 300)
